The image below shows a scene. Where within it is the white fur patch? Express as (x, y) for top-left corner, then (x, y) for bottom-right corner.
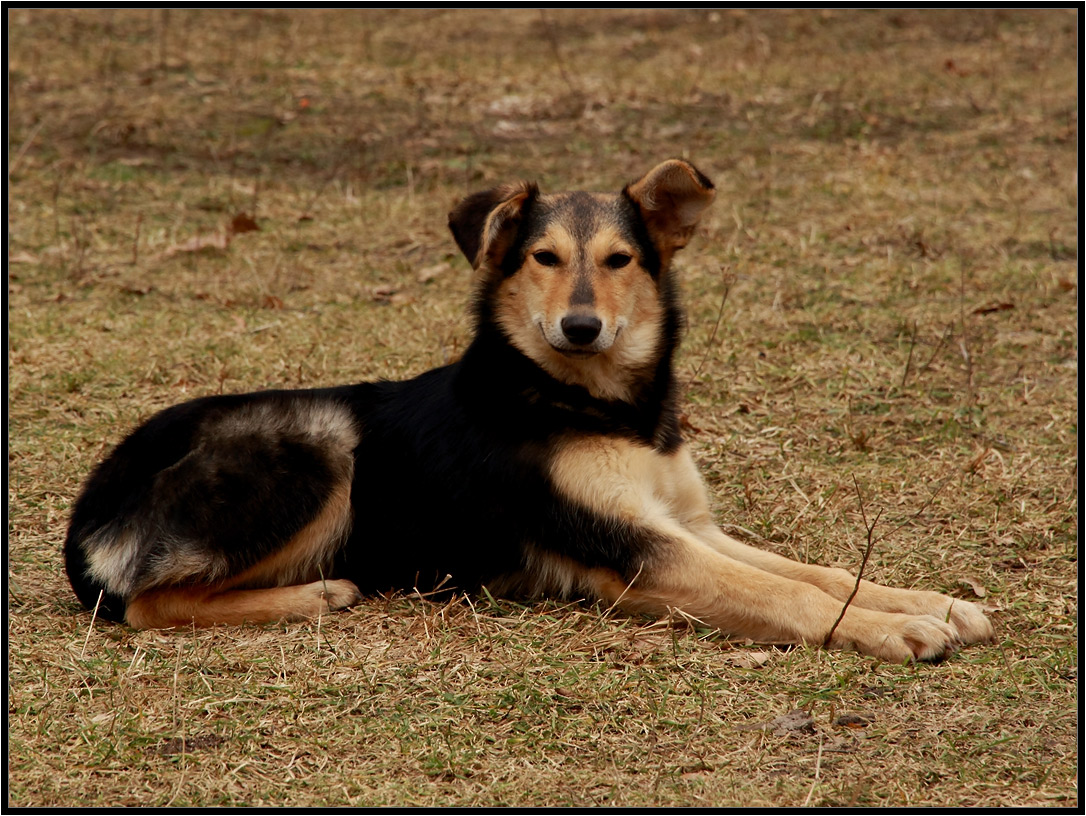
(213, 400), (360, 454)
(84, 525), (144, 595)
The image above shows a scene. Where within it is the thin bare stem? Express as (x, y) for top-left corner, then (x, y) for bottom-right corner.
(687, 266), (735, 389)
(823, 476), (951, 649)
(131, 213), (143, 266)
(900, 319), (919, 390)
(919, 323), (954, 374)
(603, 562), (645, 618)
(80, 590), (105, 658)
(959, 263), (975, 407)
(802, 733), (825, 807)
(823, 477), (881, 648)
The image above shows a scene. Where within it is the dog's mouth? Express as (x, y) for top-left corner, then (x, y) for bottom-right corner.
(553, 347), (599, 359)
(539, 321), (620, 359)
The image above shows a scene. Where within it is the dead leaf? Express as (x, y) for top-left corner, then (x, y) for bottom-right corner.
(944, 58), (971, 77)
(973, 302), (1015, 315)
(146, 734), (224, 756)
(680, 762), (714, 781)
(228, 212), (260, 235)
(767, 709), (816, 736)
(834, 713), (871, 729)
(9, 251), (38, 265)
(957, 577), (988, 599)
(417, 262), (451, 284)
(724, 650), (771, 669)
(370, 285), (399, 303)
(737, 709), (816, 736)
(262, 295), (284, 310)
(678, 412), (702, 434)
(120, 283), (154, 296)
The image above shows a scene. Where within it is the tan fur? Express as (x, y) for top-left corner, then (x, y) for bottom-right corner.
(211, 400), (360, 455)
(124, 579), (361, 629)
(492, 218), (664, 402)
(142, 547), (231, 591)
(226, 479), (353, 590)
(547, 437), (994, 661)
(85, 526), (146, 596)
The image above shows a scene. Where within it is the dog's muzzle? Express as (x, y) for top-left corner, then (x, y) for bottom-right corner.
(539, 312), (620, 358)
(560, 314), (603, 347)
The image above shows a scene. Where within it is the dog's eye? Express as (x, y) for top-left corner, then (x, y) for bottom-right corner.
(605, 253), (632, 269)
(533, 251), (560, 267)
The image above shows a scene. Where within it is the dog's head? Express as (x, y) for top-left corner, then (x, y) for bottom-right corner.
(449, 160), (715, 400)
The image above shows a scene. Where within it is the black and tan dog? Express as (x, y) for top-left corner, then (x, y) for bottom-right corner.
(65, 160), (993, 662)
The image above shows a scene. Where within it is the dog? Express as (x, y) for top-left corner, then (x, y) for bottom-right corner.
(65, 160), (994, 662)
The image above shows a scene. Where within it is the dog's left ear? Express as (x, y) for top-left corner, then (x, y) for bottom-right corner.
(449, 182), (537, 272)
(624, 160), (715, 264)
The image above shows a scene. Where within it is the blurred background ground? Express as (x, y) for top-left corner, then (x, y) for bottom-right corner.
(7, 9), (1078, 808)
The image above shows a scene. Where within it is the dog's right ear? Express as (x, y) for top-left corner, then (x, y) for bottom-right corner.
(449, 182), (537, 272)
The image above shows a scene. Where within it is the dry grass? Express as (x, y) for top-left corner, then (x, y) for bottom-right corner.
(7, 9), (1078, 808)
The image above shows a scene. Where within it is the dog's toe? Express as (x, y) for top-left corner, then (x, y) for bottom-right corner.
(948, 598), (995, 645)
(899, 615), (959, 663)
(320, 579), (363, 612)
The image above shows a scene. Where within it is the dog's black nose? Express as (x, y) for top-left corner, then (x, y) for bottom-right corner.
(560, 314), (603, 346)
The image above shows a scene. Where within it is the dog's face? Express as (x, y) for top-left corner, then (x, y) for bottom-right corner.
(449, 161), (715, 400)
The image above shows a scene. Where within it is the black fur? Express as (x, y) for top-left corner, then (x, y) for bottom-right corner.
(64, 166), (699, 625)
(65, 305), (680, 617)
(65, 392), (349, 620)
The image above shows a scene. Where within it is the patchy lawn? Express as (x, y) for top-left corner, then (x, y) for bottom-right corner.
(8, 9), (1077, 808)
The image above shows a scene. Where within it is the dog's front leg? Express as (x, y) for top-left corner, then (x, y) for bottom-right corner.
(657, 446), (993, 647)
(581, 521), (960, 663)
(690, 525), (995, 647)
(548, 438), (962, 662)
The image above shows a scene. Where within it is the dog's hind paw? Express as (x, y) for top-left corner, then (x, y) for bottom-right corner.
(307, 579), (363, 614)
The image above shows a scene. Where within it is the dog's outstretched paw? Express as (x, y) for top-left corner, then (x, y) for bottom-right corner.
(947, 598), (995, 645)
(831, 609), (960, 664)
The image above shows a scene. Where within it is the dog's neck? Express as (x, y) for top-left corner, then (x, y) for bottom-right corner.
(455, 311), (683, 453)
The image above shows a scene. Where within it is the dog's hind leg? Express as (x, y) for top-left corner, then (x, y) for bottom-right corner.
(125, 579), (362, 628)
(125, 478), (361, 628)
(67, 395), (363, 627)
